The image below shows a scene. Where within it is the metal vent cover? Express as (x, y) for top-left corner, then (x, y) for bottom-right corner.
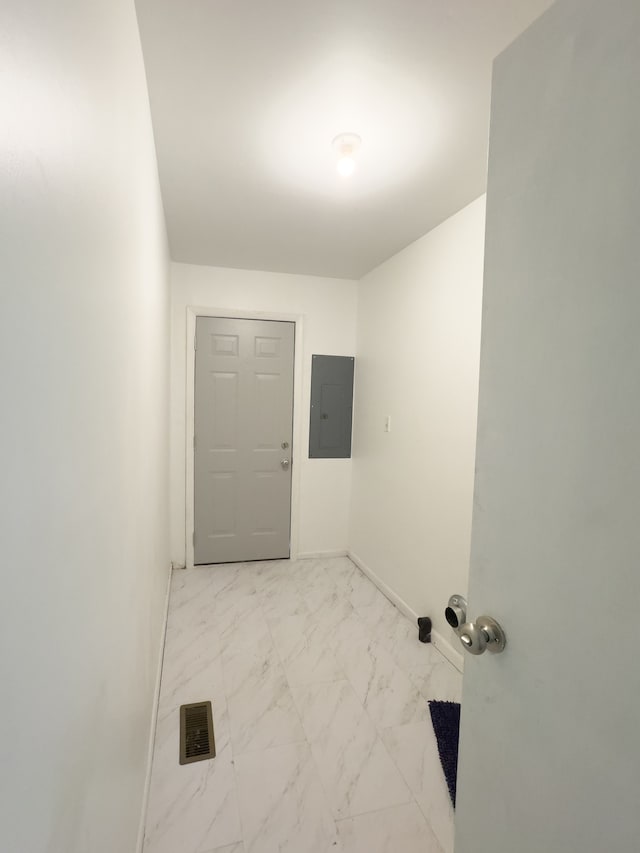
(179, 701), (216, 764)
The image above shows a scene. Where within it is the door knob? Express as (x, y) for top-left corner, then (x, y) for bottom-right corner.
(458, 616), (506, 655)
(445, 596), (506, 655)
(281, 458), (290, 469)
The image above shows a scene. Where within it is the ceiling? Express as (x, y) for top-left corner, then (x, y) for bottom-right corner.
(135, 0), (553, 279)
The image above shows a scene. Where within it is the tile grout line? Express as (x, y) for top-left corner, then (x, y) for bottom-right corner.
(270, 560), (354, 844)
(243, 561), (336, 849)
(295, 560), (416, 829)
(321, 559), (449, 846)
(218, 564), (251, 853)
(376, 716), (448, 851)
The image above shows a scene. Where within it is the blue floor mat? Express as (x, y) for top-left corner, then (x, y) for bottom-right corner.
(428, 700), (461, 807)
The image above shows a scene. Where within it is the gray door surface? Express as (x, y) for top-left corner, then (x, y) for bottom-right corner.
(455, 3), (640, 853)
(194, 316), (295, 564)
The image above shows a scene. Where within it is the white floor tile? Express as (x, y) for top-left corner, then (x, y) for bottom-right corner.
(215, 590), (264, 649)
(381, 721), (455, 852)
(357, 600), (435, 671)
(256, 564), (310, 621)
(333, 623), (429, 730)
(335, 565), (384, 608)
(322, 555), (358, 584)
(297, 572), (342, 616)
(269, 612), (344, 686)
(234, 742), (337, 853)
(224, 652), (306, 755)
(313, 595), (356, 638)
(144, 740), (241, 853)
(167, 566), (221, 630)
(352, 586), (399, 629)
(410, 659), (463, 704)
(336, 802), (443, 853)
(158, 622), (224, 711)
(144, 558), (461, 853)
(291, 680), (411, 819)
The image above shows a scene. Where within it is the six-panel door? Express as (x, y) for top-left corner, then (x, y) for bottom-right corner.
(194, 316), (295, 564)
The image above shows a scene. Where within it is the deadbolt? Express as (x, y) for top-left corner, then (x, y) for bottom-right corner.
(445, 595), (468, 631)
(281, 441), (289, 449)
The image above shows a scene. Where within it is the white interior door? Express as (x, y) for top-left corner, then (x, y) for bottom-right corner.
(194, 316), (295, 564)
(455, 2), (640, 851)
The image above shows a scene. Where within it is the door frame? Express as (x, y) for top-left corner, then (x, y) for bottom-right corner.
(185, 305), (304, 569)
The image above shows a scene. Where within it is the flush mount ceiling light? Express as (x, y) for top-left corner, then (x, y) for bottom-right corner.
(332, 133), (361, 177)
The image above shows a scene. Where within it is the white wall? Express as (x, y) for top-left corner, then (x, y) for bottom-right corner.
(0, 3), (170, 852)
(170, 263), (358, 565)
(349, 197), (485, 647)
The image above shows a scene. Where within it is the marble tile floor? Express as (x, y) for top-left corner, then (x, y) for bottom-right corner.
(143, 556), (462, 853)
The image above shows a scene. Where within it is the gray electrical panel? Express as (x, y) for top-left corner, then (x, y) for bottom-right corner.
(309, 354), (355, 458)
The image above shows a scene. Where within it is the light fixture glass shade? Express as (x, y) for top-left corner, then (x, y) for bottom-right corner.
(332, 133), (361, 178)
(336, 155), (356, 177)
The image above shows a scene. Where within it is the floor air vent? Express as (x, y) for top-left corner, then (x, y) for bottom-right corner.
(179, 701), (216, 764)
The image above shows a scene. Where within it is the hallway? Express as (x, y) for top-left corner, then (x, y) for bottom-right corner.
(143, 557), (461, 853)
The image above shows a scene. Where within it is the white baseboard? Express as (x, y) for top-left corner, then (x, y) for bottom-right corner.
(347, 550), (464, 673)
(348, 550), (418, 622)
(136, 562), (173, 853)
(296, 549), (348, 560)
(431, 629), (464, 673)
